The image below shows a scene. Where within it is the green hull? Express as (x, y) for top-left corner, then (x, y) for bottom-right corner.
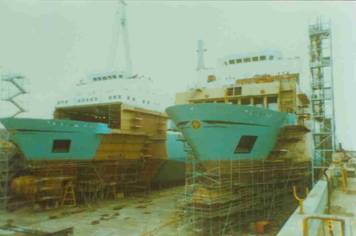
(166, 103), (295, 161)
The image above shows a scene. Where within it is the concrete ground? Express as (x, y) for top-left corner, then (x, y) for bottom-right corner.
(0, 186), (187, 236)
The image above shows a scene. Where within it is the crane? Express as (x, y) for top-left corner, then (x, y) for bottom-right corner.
(108, 0), (133, 78)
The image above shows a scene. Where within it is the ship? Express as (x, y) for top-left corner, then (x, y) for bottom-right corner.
(166, 42), (312, 234)
(0, 1), (185, 209)
(167, 103), (296, 161)
(169, 43), (311, 162)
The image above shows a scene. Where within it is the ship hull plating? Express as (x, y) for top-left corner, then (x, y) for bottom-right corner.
(0, 117), (186, 194)
(166, 103), (295, 161)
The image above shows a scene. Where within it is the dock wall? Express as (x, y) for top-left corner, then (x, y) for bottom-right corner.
(277, 180), (328, 235)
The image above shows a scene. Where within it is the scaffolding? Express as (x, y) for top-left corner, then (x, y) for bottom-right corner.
(0, 73), (27, 210)
(7, 156), (161, 210)
(181, 127), (311, 235)
(309, 18), (336, 183)
(0, 74), (27, 117)
(23, 160), (148, 208)
(0, 132), (17, 210)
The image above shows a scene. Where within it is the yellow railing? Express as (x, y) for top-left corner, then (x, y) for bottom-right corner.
(303, 215), (346, 236)
(293, 186), (309, 214)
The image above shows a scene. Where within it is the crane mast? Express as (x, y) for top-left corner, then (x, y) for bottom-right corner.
(119, 0), (132, 78)
(109, 0), (132, 78)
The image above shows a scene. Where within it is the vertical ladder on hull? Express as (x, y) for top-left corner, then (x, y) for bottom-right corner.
(61, 180), (76, 207)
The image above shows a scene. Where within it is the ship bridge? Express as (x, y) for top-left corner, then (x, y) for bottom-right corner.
(221, 50), (283, 66)
(218, 50), (301, 81)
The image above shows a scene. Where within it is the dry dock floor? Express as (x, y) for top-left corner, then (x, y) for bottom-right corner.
(0, 187), (185, 236)
(0, 185), (300, 236)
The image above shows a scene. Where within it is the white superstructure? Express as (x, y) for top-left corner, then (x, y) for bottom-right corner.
(56, 72), (171, 112)
(56, 1), (173, 113)
(219, 50), (301, 79)
(194, 45), (302, 88)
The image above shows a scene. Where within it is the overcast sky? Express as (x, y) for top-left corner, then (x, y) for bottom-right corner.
(0, 0), (355, 149)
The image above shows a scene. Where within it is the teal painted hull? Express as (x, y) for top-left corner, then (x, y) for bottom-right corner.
(150, 131), (186, 184)
(0, 117), (187, 185)
(166, 103), (295, 161)
(0, 118), (187, 163)
(0, 118), (111, 161)
(166, 131), (186, 162)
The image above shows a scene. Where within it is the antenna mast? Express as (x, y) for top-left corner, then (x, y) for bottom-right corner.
(196, 40), (206, 71)
(108, 1), (133, 78)
(120, 0), (132, 77)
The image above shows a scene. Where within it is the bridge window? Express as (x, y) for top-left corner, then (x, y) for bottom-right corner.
(229, 59), (235, 65)
(267, 96), (278, 111)
(226, 88), (234, 96)
(234, 87), (242, 95)
(260, 55), (266, 61)
(252, 56), (258, 61)
(269, 55), (274, 60)
(243, 58), (251, 63)
(241, 97), (251, 105)
(254, 97), (264, 108)
(52, 140), (71, 153)
(234, 136), (257, 153)
(236, 59), (242, 64)
(226, 87), (242, 96)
